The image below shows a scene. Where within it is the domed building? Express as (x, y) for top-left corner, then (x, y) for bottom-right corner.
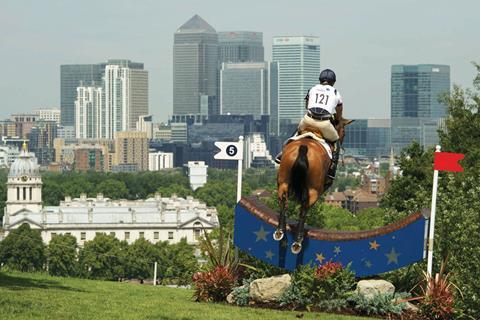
(2, 144), (219, 245)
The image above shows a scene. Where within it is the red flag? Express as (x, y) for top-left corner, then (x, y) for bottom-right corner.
(434, 152), (465, 172)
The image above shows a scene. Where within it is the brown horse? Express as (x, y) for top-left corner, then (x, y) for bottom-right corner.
(274, 118), (353, 254)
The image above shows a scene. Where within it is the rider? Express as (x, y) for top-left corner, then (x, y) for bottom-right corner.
(275, 68), (344, 184)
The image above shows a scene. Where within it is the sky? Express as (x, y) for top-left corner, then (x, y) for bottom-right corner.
(1, 0), (479, 122)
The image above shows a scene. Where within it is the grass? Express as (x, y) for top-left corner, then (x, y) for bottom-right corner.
(0, 272), (372, 320)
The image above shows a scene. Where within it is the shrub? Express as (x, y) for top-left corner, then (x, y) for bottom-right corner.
(348, 291), (409, 316)
(279, 262), (355, 309)
(230, 276), (255, 306)
(192, 265), (238, 302)
(47, 234), (78, 277)
(417, 264), (459, 320)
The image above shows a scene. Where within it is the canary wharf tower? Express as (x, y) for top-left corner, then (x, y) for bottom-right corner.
(173, 15), (219, 115)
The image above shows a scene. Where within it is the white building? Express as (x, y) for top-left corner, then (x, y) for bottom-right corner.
(272, 36), (320, 134)
(0, 146), (20, 168)
(149, 152), (174, 171)
(244, 133), (274, 168)
(2, 146), (219, 245)
(35, 108), (61, 124)
(186, 161), (208, 191)
(75, 86), (103, 139)
(136, 115), (153, 139)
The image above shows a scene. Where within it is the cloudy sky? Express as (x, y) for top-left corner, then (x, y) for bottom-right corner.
(1, 0), (478, 122)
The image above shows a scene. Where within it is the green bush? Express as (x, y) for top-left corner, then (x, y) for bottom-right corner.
(47, 234), (78, 277)
(279, 262), (355, 309)
(230, 276), (255, 306)
(348, 292), (410, 316)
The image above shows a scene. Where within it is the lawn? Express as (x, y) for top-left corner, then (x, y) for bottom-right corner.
(0, 272), (372, 320)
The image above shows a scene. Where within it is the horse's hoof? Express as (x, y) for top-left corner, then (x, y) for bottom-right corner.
(273, 229), (284, 241)
(291, 242), (302, 254)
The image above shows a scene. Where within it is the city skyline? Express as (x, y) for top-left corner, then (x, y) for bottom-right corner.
(1, 0), (479, 123)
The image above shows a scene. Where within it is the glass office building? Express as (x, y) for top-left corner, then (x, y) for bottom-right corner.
(391, 64), (450, 153)
(173, 15), (219, 115)
(343, 119), (391, 158)
(218, 31), (264, 63)
(61, 64), (105, 127)
(272, 36), (320, 137)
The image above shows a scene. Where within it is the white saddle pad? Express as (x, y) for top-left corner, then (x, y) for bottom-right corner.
(286, 132), (333, 159)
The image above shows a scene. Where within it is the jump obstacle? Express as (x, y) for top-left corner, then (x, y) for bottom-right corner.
(234, 196), (428, 277)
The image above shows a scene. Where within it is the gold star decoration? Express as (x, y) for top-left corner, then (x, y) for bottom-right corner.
(253, 226), (269, 242)
(265, 250), (275, 260)
(316, 253), (325, 264)
(333, 246), (341, 255)
(369, 240), (380, 250)
(385, 247), (401, 265)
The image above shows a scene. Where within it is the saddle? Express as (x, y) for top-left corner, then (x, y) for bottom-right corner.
(286, 128), (333, 159)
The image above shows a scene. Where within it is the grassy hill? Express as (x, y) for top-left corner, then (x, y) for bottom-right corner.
(0, 272), (372, 320)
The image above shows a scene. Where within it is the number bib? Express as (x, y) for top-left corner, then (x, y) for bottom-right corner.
(307, 84), (342, 114)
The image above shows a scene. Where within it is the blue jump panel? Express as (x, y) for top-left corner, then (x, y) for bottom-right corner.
(234, 198), (426, 277)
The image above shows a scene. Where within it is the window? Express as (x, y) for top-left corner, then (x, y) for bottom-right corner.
(109, 232), (115, 237)
(95, 232), (102, 236)
(168, 232), (174, 240)
(125, 232), (130, 240)
(51, 232), (57, 237)
(23, 187), (26, 200)
(17, 187), (20, 200)
(80, 232), (86, 240)
(193, 222), (202, 241)
(154, 232), (159, 240)
(29, 187), (32, 200)
(66, 232), (71, 235)
(139, 232), (145, 238)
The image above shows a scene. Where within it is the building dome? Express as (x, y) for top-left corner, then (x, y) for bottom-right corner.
(8, 143), (40, 178)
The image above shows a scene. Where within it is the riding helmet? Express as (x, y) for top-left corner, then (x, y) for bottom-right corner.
(319, 69), (336, 85)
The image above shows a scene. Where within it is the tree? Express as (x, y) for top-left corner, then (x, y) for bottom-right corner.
(47, 234), (78, 277)
(160, 238), (198, 285)
(157, 183), (193, 198)
(42, 182), (65, 206)
(0, 223), (45, 272)
(94, 179), (128, 199)
(125, 238), (159, 280)
(78, 234), (126, 280)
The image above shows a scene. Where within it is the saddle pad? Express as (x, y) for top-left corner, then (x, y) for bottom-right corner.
(286, 132), (332, 159)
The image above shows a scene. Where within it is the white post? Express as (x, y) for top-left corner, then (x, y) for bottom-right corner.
(153, 261), (157, 286)
(236, 136), (244, 203)
(427, 145), (441, 277)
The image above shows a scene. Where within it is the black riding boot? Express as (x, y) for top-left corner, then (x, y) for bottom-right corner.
(324, 141), (341, 190)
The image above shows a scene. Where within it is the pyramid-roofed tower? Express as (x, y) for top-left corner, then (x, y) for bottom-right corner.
(176, 14), (216, 33)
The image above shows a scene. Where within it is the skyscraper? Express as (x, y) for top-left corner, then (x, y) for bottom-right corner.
(391, 64), (450, 152)
(220, 62), (278, 135)
(75, 85), (103, 139)
(272, 36), (320, 136)
(173, 15), (219, 115)
(218, 31), (264, 63)
(61, 60), (147, 131)
(61, 64), (106, 127)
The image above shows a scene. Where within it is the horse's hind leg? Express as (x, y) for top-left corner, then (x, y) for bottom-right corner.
(274, 184), (288, 241)
(291, 202), (307, 254)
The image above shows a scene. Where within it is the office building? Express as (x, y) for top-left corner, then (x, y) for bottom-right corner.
(272, 36), (320, 136)
(149, 152), (174, 171)
(74, 148), (105, 172)
(75, 86), (103, 139)
(173, 15), (219, 115)
(114, 131), (148, 171)
(61, 63), (106, 127)
(391, 64), (450, 152)
(0, 120), (17, 137)
(11, 113), (38, 138)
(136, 115), (153, 139)
(244, 133), (274, 169)
(343, 119), (391, 158)
(218, 31), (264, 63)
(61, 59), (148, 132)
(35, 108), (61, 124)
(28, 121), (58, 166)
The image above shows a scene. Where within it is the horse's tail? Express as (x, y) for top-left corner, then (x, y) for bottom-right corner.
(289, 145), (309, 204)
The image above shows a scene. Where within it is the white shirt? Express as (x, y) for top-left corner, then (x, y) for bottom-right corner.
(306, 84), (343, 114)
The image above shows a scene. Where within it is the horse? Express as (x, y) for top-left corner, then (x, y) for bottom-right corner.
(274, 118), (353, 254)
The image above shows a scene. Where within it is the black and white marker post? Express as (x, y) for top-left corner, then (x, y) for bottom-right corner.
(214, 136), (244, 202)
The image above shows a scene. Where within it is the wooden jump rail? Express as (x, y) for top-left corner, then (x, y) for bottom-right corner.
(239, 196), (425, 241)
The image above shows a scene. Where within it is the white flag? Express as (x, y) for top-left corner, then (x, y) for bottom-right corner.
(214, 141), (243, 160)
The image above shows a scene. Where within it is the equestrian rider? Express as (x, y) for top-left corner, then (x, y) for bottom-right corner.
(275, 68), (344, 183)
